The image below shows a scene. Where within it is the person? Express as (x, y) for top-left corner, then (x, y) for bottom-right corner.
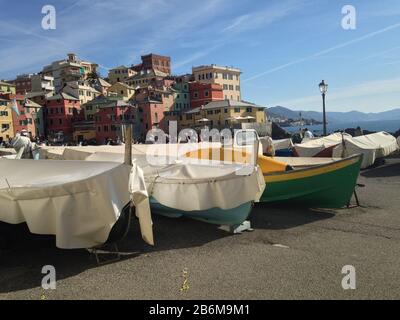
(303, 128), (314, 140)
(355, 126), (363, 137)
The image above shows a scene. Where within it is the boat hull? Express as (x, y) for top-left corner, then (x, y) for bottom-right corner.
(261, 155), (362, 208)
(150, 198), (253, 226)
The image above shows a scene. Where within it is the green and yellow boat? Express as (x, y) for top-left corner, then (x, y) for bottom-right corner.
(185, 148), (362, 208)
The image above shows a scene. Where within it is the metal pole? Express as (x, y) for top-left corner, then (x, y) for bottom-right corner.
(322, 93), (327, 136)
(124, 123), (132, 166)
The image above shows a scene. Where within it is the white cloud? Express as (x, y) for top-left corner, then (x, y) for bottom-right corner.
(221, 0), (305, 34)
(244, 21), (400, 82)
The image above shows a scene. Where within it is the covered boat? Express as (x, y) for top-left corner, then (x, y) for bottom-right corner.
(0, 159), (153, 249)
(41, 148), (265, 228)
(293, 133), (351, 157)
(273, 138), (294, 157)
(184, 147), (362, 208)
(261, 155), (362, 207)
(332, 132), (399, 169)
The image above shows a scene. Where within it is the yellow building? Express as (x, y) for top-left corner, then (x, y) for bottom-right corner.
(0, 81), (16, 94)
(192, 65), (241, 101)
(108, 82), (135, 101)
(63, 81), (101, 105)
(72, 121), (96, 143)
(0, 98), (15, 140)
(172, 100), (265, 131)
(108, 66), (136, 85)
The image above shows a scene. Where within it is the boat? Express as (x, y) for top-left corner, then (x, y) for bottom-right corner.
(293, 133), (352, 157)
(273, 138), (294, 157)
(185, 147), (362, 208)
(332, 131), (399, 169)
(260, 155), (362, 207)
(0, 158), (153, 249)
(184, 130), (363, 208)
(40, 148), (266, 228)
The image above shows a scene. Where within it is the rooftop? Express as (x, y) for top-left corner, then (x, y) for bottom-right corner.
(185, 99), (263, 114)
(192, 64), (241, 73)
(47, 92), (80, 101)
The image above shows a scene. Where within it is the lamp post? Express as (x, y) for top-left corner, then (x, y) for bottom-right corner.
(319, 80), (328, 136)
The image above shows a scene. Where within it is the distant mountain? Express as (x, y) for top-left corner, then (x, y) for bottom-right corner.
(267, 106), (400, 123)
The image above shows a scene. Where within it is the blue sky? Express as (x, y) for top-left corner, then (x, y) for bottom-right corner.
(1, 0), (400, 113)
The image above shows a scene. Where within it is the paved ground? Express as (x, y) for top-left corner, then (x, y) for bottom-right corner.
(1, 156), (399, 300)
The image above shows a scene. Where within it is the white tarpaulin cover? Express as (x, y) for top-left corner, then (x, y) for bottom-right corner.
(333, 132), (399, 169)
(273, 139), (294, 151)
(40, 143), (222, 161)
(47, 147), (266, 212)
(0, 159), (153, 249)
(294, 133), (351, 157)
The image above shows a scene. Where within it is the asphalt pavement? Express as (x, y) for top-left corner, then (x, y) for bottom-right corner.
(1, 156), (399, 300)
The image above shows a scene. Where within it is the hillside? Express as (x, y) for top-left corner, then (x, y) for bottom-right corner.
(268, 106), (400, 123)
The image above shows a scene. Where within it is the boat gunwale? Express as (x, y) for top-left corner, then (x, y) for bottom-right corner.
(263, 154), (362, 178)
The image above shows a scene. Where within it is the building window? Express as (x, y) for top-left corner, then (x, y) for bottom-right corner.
(223, 73), (228, 80)
(204, 90), (209, 97)
(223, 84), (228, 90)
(98, 126), (101, 132)
(229, 85), (234, 90)
(246, 107), (252, 113)
(236, 85), (240, 91)
(234, 108), (241, 113)
(193, 92), (199, 98)
(104, 125), (108, 132)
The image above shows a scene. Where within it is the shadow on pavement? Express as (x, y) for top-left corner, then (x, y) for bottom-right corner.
(0, 203), (336, 293)
(0, 216), (228, 294)
(361, 161), (400, 178)
(250, 203), (335, 230)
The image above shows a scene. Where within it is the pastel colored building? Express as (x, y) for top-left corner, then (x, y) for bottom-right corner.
(0, 97), (14, 141)
(108, 82), (135, 101)
(72, 121), (96, 143)
(0, 93), (43, 139)
(62, 81), (101, 105)
(42, 53), (98, 92)
(81, 94), (121, 121)
(189, 82), (224, 109)
(108, 66), (136, 85)
(0, 81), (16, 94)
(94, 100), (136, 144)
(125, 68), (169, 88)
(172, 82), (191, 111)
(192, 65), (242, 101)
(178, 100), (265, 131)
(45, 92), (81, 142)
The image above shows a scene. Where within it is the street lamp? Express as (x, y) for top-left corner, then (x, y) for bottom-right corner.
(319, 80), (328, 136)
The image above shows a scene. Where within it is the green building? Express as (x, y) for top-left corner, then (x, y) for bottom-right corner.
(172, 82), (191, 112)
(81, 94), (121, 120)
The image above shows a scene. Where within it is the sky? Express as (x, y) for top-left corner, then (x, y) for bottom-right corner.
(0, 0), (400, 113)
